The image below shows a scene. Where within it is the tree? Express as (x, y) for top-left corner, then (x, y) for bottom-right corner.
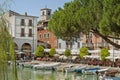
(35, 45), (44, 57)
(80, 47), (88, 58)
(0, 1), (18, 80)
(48, 0), (81, 41)
(49, 48), (56, 57)
(64, 48), (71, 57)
(100, 48), (110, 61)
(48, 0), (120, 48)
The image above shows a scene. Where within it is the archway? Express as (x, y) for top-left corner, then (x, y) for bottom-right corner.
(21, 43), (31, 59)
(14, 43), (18, 51)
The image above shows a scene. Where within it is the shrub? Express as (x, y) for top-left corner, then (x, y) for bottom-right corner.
(79, 46), (88, 58)
(100, 48), (110, 61)
(49, 48), (56, 57)
(64, 48), (71, 57)
(35, 45), (44, 57)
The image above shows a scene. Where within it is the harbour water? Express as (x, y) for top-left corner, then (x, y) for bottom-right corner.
(16, 67), (120, 80)
(17, 68), (97, 80)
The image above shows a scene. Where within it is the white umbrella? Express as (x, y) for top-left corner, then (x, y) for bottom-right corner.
(72, 56), (77, 60)
(88, 50), (100, 53)
(84, 55), (100, 59)
(83, 55), (92, 58)
(54, 54), (60, 57)
(16, 51), (24, 54)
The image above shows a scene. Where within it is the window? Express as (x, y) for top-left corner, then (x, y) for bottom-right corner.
(44, 33), (47, 38)
(48, 11), (50, 15)
(28, 20), (32, 26)
(21, 28), (25, 37)
(28, 29), (32, 37)
(47, 33), (50, 38)
(59, 43), (61, 49)
(42, 11), (45, 15)
(40, 34), (42, 38)
(21, 19), (25, 26)
(66, 42), (68, 48)
(44, 33), (50, 38)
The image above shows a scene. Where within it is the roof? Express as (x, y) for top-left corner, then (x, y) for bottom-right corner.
(40, 8), (51, 11)
(8, 10), (38, 18)
(9, 10), (20, 16)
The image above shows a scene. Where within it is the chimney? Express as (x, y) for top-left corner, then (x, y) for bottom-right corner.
(25, 12), (27, 16)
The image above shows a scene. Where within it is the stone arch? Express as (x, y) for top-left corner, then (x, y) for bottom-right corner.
(21, 43), (32, 59)
(21, 43), (31, 52)
(14, 43), (18, 50)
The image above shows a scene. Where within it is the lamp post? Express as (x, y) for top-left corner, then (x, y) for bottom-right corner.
(113, 38), (115, 67)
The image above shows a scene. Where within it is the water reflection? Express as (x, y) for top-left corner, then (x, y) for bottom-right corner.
(18, 67), (98, 80)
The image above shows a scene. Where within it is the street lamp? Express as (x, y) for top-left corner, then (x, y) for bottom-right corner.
(113, 38), (115, 67)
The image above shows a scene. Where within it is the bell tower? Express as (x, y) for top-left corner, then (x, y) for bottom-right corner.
(40, 8), (51, 21)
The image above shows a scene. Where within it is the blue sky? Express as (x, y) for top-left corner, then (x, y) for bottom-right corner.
(0, 0), (73, 20)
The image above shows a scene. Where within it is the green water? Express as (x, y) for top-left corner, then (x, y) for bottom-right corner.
(7, 66), (120, 80)
(17, 67), (98, 80)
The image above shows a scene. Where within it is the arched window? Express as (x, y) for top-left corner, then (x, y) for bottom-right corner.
(42, 11), (45, 15)
(48, 11), (50, 15)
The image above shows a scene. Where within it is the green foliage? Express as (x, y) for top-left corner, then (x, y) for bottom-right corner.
(49, 48), (56, 57)
(0, 1), (18, 80)
(35, 45), (44, 57)
(80, 47), (88, 58)
(38, 20), (42, 25)
(48, 0), (120, 48)
(100, 48), (110, 61)
(48, 0), (82, 41)
(64, 48), (71, 57)
(99, 0), (120, 36)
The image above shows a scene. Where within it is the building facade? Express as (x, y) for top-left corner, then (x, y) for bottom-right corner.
(5, 10), (38, 57)
(37, 8), (58, 48)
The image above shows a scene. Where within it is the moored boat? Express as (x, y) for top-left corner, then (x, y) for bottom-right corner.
(82, 67), (100, 75)
(56, 64), (73, 72)
(75, 66), (87, 73)
(83, 67), (109, 75)
(65, 65), (79, 73)
(19, 61), (39, 68)
(33, 62), (61, 70)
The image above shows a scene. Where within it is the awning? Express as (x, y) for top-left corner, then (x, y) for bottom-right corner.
(72, 56), (78, 60)
(106, 56), (120, 59)
(88, 50), (100, 53)
(83, 55), (100, 59)
(59, 55), (67, 59)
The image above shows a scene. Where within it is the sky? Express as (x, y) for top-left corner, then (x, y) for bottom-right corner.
(0, 0), (73, 20)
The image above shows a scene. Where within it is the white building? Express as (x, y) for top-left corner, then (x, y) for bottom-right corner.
(4, 10), (38, 57)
